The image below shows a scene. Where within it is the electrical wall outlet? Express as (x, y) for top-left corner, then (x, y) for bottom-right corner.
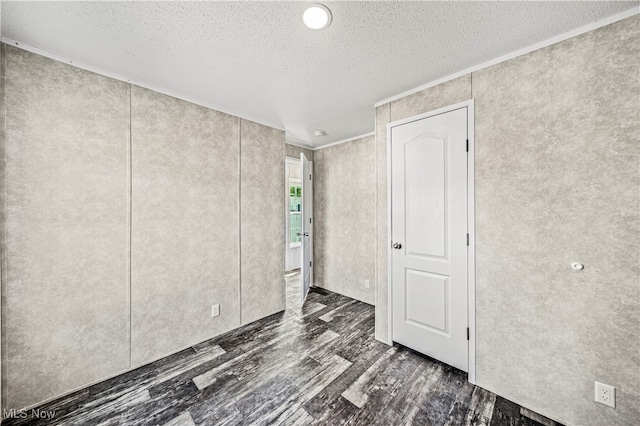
(364, 279), (370, 289)
(595, 381), (615, 408)
(211, 304), (220, 318)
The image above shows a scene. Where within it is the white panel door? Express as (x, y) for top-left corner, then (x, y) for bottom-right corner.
(300, 153), (312, 302)
(391, 107), (468, 371)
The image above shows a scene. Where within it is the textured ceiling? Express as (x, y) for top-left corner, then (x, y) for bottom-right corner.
(1, 1), (637, 147)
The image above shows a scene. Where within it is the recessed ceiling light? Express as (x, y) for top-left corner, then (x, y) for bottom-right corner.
(313, 129), (327, 137)
(303, 4), (332, 30)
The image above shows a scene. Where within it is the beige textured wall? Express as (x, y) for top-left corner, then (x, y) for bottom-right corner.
(1, 45), (286, 410)
(315, 136), (376, 304)
(473, 16), (639, 426)
(375, 15), (639, 426)
(241, 120), (285, 324)
(389, 75), (472, 122)
(374, 104), (390, 342)
(130, 86), (241, 366)
(285, 143), (314, 162)
(1, 45), (130, 409)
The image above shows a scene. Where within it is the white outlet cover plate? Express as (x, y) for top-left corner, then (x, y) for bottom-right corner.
(595, 381), (615, 408)
(211, 304), (220, 318)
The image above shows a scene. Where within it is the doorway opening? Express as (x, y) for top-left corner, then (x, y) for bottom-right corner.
(285, 157), (302, 272)
(284, 155), (313, 313)
(285, 157), (302, 312)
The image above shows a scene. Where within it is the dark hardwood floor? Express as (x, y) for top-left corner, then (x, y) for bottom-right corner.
(3, 275), (559, 426)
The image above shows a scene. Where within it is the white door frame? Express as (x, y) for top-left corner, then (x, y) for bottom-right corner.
(386, 99), (476, 383)
(285, 156), (313, 285)
(300, 154), (314, 300)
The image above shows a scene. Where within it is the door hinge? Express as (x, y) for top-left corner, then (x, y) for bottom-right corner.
(309, 174), (312, 180)
(466, 139), (469, 152)
(467, 327), (470, 340)
(466, 233), (469, 246)
(310, 261), (312, 268)
(310, 217), (312, 223)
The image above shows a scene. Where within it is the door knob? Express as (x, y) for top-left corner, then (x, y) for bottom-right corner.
(297, 232), (309, 237)
(393, 242), (402, 249)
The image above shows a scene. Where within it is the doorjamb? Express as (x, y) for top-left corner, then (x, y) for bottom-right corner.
(308, 162), (314, 287)
(386, 99), (476, 384)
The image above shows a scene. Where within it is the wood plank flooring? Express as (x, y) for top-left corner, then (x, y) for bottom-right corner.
(3, 275), (560, 426)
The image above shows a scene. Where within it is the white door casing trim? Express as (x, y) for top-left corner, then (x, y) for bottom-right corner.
(386, 99), (476, 384)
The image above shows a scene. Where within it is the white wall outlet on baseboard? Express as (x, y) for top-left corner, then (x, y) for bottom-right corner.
(595, 381), (615, 408)
(364, 279), (370, 289)
(211, 304), (220, 318)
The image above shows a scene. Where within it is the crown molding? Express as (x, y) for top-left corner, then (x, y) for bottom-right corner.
(375, 7), (640, 107)
(1, 37), (286, 132)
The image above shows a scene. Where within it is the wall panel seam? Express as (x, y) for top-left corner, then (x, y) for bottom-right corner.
(0, 43), (6, 410)
(127, 84), (132, 369)
(238, 118), (242, 326)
